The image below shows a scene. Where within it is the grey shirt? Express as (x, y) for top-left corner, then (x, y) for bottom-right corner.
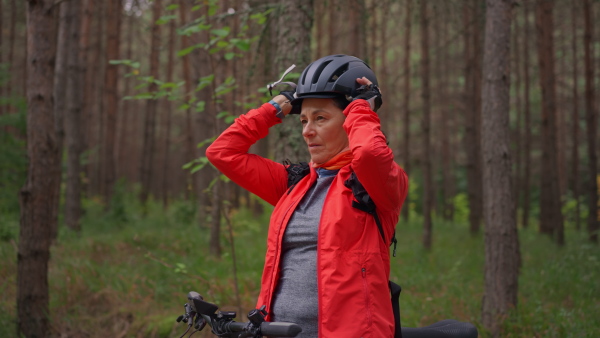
(270, 169), (337, 337)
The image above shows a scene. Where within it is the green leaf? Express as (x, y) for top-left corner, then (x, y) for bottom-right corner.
(194, 101), (206, 113)
(179, 23), (211, 36)
(159, 82), (179, 90)
(134, 93), (155, 100)
(231, 38), (250, 52)
(177, 43), (205, 57)
(196, 136), (216, 149)
(216, 40), (229, 48)
(224, 52), (235, 60)
(166, 4), (179, 11)
(216, 111), (230, 119)
(211, 28), (230, 37)
(156, 15), (176, 25)
(207, 4), (217, 16)
(196, 75), (214, 91)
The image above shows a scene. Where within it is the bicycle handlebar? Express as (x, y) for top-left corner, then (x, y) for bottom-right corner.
(177, 291), (302, 338)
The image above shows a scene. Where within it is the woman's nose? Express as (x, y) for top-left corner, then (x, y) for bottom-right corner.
(302, 122), (315, 137)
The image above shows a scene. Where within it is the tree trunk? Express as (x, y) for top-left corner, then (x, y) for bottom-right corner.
(64, 0), (84, 231)
(140, 0), (161, 209)
(402, 0), (412, 222)
(178, 1), (197, 202)
(18, 1), (58, 336)
(161, 15), (176, 209)
(349, 0), (367, 59)
(420, 0), (433, 250)
(463, 0), (484, 235)
(535, 0), (564, 245)
(512, 9), (522, 223)
(583, 0), (598, 243)
(273, 0), (313, 163)
(118, 4), (135, 184)
(521, 2), (532, 228)
(8, 0), (17, 113)
(480, 1), (520, 336)
(52, 1), (71, 237)
(103, 0), (121, 206)
(571, 1), (581, 230)
(0, 0), (3, 116)
(79, 0), (93, 198)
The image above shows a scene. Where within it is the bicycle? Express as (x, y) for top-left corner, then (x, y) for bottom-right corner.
(176, 291), (478, 338)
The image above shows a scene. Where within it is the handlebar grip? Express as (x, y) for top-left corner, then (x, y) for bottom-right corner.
(222, 321), (247, 332)
(260, 322), (302, 337)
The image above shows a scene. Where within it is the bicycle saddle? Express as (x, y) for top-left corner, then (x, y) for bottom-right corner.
(401, 319), (478, 338)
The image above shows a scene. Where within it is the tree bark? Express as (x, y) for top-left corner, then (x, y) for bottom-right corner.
(402, 0), (412, 222)
(161, 14), (176, 208)
(535, 0), (564, 245)
(571, 1), (581, 230)
(52, 0), (71, 237)
(521, 2), (532, 228)
(64, 0), (84, 231)
(103, 0), (122, 205)
(463, 0), (484, 235)
(273, 0), (313, 163)
(480, 1), (520, 336)
(140, 0), (161, 209)
(583, 0), (598, 243)
(178, 0), (197, 202)
(420, 0), (433, 250)
(18, 1), (58, 336)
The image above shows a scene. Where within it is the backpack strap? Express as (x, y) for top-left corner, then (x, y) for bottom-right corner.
(344, 172), (398, 257)
(285, 161), (310, 192)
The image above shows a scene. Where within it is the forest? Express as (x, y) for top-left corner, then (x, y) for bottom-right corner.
(1, 0), (599, 337)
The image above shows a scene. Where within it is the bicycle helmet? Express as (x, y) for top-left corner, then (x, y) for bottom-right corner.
(290, 54), (379, 113)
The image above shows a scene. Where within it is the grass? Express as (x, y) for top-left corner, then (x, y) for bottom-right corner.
(1, 195), (599, 337)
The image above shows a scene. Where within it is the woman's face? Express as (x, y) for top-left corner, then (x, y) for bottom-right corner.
(300, 98), (349, 165)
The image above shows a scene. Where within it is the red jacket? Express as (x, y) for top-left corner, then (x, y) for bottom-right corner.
(206, 100), (408, 337)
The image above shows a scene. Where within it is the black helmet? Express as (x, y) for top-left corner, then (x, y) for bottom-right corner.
(290, 54), (378, 113)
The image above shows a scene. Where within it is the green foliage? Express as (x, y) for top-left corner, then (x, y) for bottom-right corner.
(452, 192), (470, 224)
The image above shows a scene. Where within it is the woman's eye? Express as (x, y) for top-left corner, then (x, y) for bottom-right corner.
(316, 115), (325, 121)
(300, 119), (307, 124)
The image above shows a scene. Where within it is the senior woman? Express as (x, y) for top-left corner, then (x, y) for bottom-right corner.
(206, 54), (408, 337)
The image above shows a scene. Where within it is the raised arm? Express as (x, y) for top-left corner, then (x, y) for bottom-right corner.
(344, 99), (408, 213)
(206, 103), (290, 206)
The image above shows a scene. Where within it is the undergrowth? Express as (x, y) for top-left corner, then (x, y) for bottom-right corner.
(0, 194), (598, 337)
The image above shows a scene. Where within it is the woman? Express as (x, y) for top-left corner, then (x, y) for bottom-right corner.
(206, 54), (408, 337)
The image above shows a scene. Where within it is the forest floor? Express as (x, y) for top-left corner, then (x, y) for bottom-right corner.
(1, 195), (599, 337)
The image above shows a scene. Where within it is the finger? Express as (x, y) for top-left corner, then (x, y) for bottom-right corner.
(356, 77), (372, 86)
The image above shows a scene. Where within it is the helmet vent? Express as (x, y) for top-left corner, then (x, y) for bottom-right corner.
(312, 60), (332, 84)
(329, 64), (349, 82)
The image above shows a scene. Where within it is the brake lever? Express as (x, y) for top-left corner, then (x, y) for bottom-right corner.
(267, 64), (297, 96)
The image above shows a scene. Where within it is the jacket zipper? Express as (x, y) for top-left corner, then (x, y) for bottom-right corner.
(361, 267), (373, 330)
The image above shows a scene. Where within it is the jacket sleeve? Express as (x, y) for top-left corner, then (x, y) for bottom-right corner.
(205, 103), (289, 206)
(343, 100), (409, 213)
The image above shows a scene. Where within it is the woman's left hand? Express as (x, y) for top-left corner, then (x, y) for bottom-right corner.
(353, 77), (383, 112)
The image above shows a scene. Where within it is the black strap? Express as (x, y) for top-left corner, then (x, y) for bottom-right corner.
(285, 161), (310, 193)
(344, 172), (397, 256)
(390, 281), (402, 338)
